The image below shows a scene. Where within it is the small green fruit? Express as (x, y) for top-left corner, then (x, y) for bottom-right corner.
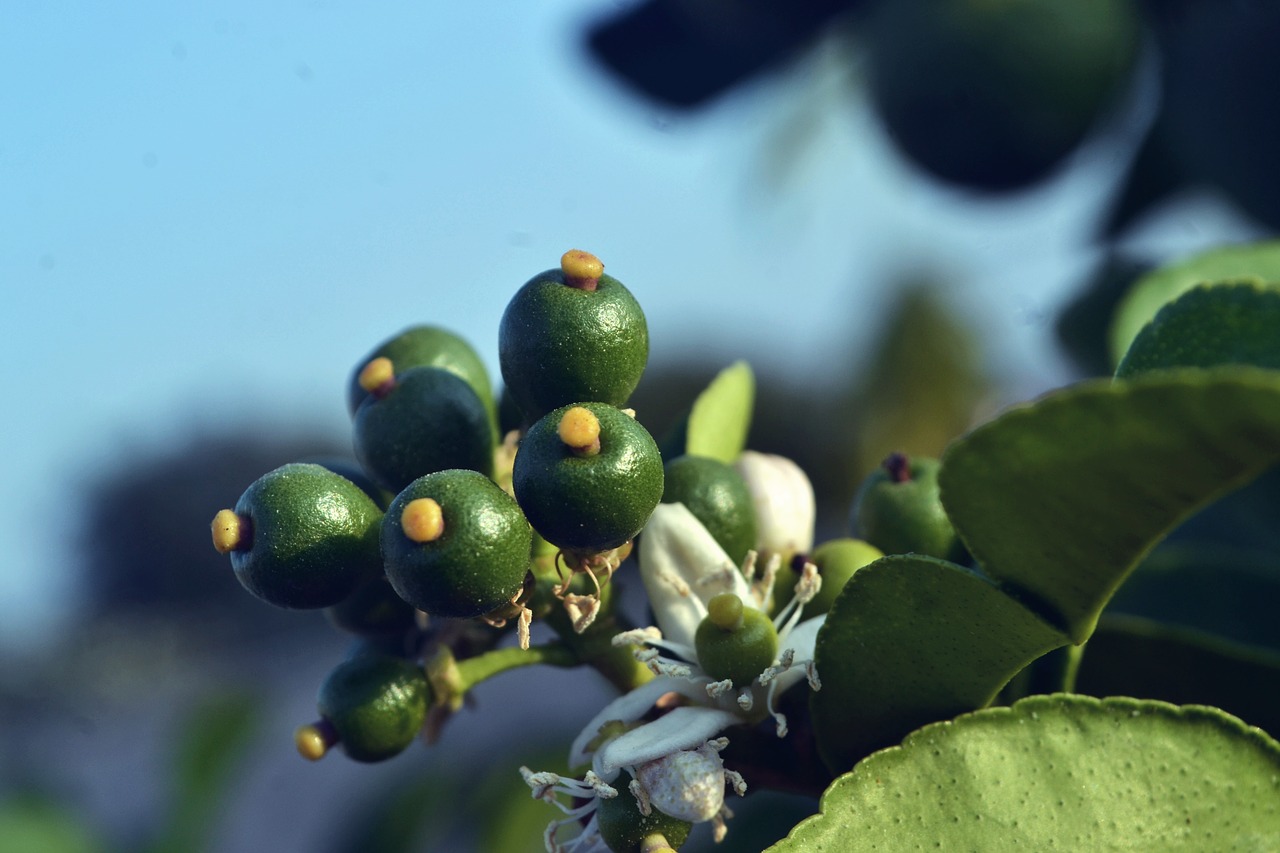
(695, 593), (779, 687)
(313, 654), (429, 763)
(353, 363), (495, 494)
(596, 772), (692, 853)
(512, 403), (664, 555)
(661, 455), (757, 566)
(382, 469), (532, 619)
(499, 250), (649, 425)
(801, 538), (883, 617)
(346, 325), (495, 426)
(211, 463), (382, 609)
(325, 574), (417, 637)
(850, 453), (964, 561)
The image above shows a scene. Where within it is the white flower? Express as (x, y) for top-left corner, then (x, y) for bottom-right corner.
(523, 497), (824, 852)
(734, 450), (815, 562)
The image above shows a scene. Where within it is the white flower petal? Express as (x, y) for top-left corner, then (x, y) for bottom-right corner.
(636, 743), (726, 823)
(594, 705), (742, 778)
(734, 451), (815, 558)
(567, 676), (709, 770)
(639, 503), (750, 647)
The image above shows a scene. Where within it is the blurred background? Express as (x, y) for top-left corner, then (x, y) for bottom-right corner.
(2, 1), (1273, 851)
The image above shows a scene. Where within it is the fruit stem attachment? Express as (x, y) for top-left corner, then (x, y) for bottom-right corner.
(560, 249), (603, 291)
(357, 356), (397, 399)
(295, 719), (339, 761)
(211, 509), (251, 553)
(882, 451), (911, 483)
(558, 406), (602, 457)
(401, 498), (445, 543)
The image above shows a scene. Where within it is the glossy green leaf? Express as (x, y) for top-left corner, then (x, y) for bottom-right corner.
(810, 555), (1066, 773)
(1078, 614), (1280, 739)
(940, 368), (1280, 645)
(1116, 281), (1280, 378)
(685, 361), (754, 464)
(1109, 240), (1280, 365)
(772, 695), (1280, 852)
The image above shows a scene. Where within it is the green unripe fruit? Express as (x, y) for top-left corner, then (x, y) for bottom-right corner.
(315, 654), (429, 763)
(346, 325), (495, 427)
(695, 593), (779, 687)
(596, 772), (692, 853)
(513, 403), (664, 555)
(661, 455), (757, 566)
(499, 250), (649, 425)
(211, 463), (382, 609)
(354, 364), (495, 494)
(382, 469), (532, 619)
(867, 0), (1139, 191)
(802, 538), (883, 617)
(850, 453), (964, 561)
(325, 574), (417, 637)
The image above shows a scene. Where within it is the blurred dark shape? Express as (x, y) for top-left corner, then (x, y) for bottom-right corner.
(76, 427), (346, 626)
(632, 282), (993, 538)
(1055, 254), (1151, 377)
(586, 0), (859, 107)
(1105, 2), (1280, 234)
(864, 0), (1141, 192)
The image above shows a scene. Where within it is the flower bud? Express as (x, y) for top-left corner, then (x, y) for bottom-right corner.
(733, 451), (815, 561)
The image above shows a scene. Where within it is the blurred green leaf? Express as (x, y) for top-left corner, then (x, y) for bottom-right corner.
(0, 796), (105, 853)
(1116, 281), (1280, 378)
(685, 361), (754, 464)
(940, 368), (1280, 645)
(1078, 614), (1280, 737)
(810, 555), (1065, 773)
(149, 692), (260, 853)
(1109, 241), (1280, 366)
(773, 695), (1280, 851)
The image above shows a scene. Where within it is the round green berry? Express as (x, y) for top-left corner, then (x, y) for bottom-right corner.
(353, 364), (495, 494)
(850, 453), (965, 561)
(382, 469), (532, 619)
(802, 538), (883, 617)
(314, 654), (429, 763)
(596, 772), (692, 853)
(662, 454), (757, 566)
(346, 325), (495, 427)
(499, 250), (649, 425)
(512, 403), (663, 555)
(211, 463), (382, 609)
(325, 574), (417, 637)
(695, 593), (779, 687)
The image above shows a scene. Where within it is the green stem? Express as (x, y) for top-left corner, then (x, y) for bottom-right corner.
(453, 642), (578, 693)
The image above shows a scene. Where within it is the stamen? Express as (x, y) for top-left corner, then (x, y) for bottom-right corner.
(725, 768), (748, 797)
(612, 627), (662, 647)
(706, 679), (735, 699)
(518, 606), (532, 651)
(629, 777), (653, 816)
(736, 689), (753, 712)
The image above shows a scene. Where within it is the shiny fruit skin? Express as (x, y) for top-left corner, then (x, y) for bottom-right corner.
(353, 365), (495, 494)
(662, 454), (758, 567)
(804, 538), (883, 617)
(346, 325), (495, 425)
(695, 603), (779, 687)
(512, 403), (664, 554)
(317, 654), (429, 763)
(229, 463), (383, 609)
(499, 270), (648, 425)
(382, 469), (532, 619)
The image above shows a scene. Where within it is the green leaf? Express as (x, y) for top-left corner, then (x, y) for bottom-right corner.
(685, 361), (754, 463)
(1108, 240), (1280, 366)
(772, 695), (1280, 851)
(1117, 281), (1280, 378)
(810, 555), (1066, 773)
(939, 368), (1280, 645)
(1078, 614), (1280, 739)
(0, 796), (105, 853)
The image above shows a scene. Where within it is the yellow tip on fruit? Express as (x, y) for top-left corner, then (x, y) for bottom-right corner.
(558, 406), (601, 456)
(706, 592), (745, 632)
(295, 722), (335, 761)
(358, 356), (396, 396)
(402, 498), (445, 543)
(640, 834), (679, 853)
(211, 509), (250, 553)
(561, 249), (603, 291)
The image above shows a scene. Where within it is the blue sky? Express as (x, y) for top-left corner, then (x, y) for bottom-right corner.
(0, 1), (1251, 651)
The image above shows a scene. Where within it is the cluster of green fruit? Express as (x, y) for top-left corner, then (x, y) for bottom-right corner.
(206, 249), (967, 804)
